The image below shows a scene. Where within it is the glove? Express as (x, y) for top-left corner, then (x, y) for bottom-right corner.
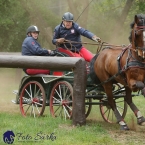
(57, 38), (65, 44)
(49, 50), (57, 56)
(92, 35), (101, 42)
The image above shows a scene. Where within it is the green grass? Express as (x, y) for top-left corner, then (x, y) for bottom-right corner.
(0, 113), (121, 145)
(1, 68), (145, 145)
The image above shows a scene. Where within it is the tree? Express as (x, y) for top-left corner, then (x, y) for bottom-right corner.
(1, 0), (145, 52)
(0, 0), (29, 52)
(110, 0), (134, 43)
(19, 0), (60, 49)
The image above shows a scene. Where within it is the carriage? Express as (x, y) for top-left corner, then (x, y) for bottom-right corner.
(12, 47), (135, 124)
(12, 14), (145, 130)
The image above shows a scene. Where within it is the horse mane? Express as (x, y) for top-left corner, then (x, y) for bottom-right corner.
(128, 13), (145, 42)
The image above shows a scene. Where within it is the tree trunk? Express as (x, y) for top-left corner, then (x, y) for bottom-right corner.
(119, 0), (134, 26)
(109, 0), (134, 43)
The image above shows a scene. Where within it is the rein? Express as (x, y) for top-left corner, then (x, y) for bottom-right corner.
(61, 40), (143, 87)
(62, 39), (126, 54)
(64, 39), (125, 47)
(92, 17), (145, 88)
(92, 44), (145, 88)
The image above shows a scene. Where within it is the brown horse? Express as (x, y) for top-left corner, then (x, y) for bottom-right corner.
(91, 14), (145, 130)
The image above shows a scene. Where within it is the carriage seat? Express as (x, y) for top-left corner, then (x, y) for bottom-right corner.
(24, 69), (50, 75)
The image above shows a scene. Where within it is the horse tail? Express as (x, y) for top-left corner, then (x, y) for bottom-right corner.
(89, 54), (101, 84)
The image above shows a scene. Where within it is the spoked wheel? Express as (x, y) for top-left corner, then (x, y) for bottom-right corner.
(99, 84), (128, 123)
(85, 98), (92, 118)
(19, 81), (46, 117)
(85, 89), (93, 118)
(49, 81), (73, 120)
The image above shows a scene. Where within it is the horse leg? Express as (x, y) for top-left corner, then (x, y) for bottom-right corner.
(125, 87), (145, 125)
(104, 83), (129, 130)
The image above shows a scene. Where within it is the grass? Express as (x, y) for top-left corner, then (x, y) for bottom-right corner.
(0, 112), (122, 145)
(0, 68), (145, 145)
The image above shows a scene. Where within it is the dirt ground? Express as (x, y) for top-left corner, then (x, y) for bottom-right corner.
(109, 127), (145, 144)
(1, 68), (145, 145)
(109, 126), (145, 144)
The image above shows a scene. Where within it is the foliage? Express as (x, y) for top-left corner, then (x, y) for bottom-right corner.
(1, 0), (145, 52)
(126, 0), (145, 25)
(20, 0), (60, 49)
(0, 0), (29, 52)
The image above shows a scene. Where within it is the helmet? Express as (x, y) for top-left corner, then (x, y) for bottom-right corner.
(26, 25), (40, 34)
(62, 12), (73, 21)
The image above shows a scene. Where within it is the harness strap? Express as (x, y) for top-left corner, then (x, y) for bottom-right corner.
(124, 60), (145, 70)
(87, 71), (122, 93)
(93, 45), (131, 88)
(94, 71), (122, 87)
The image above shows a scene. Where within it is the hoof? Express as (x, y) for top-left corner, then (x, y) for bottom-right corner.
(120, 125), (129, 130)
(138, 116), (145, 125)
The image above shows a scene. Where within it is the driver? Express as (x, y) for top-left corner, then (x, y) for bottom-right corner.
(52, 12), (101, 62)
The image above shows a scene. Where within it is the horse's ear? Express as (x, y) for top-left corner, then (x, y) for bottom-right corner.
(135, 15), (139, 24)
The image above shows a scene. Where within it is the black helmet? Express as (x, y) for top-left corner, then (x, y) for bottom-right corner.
(62, 12), (73, 21)
(26, 25), (40, 34)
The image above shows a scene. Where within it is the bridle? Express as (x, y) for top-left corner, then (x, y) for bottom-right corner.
(132, 24), (145, 59)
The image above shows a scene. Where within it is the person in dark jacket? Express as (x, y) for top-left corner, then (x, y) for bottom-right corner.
(52, 12), (101, 62)
(22, 25), (56, 75)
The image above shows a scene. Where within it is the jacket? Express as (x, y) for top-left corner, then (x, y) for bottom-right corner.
(52, 22), (94, 51)
(22, 36), (49, 56)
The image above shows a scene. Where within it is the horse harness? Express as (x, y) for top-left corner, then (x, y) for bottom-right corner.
(132, 24), (145, 59)
(95, 44), (145, 87)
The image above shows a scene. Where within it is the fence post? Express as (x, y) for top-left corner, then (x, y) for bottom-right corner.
(0, 55), (87, 126)
(73, 58), (87, 126)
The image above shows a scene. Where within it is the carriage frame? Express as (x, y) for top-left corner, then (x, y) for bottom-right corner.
(12, 48), (138, 123)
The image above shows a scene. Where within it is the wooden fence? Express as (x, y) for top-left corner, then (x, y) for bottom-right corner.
(0, 54), (87, 126)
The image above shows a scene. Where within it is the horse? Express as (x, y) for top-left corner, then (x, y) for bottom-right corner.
(90, 14), (145, 130)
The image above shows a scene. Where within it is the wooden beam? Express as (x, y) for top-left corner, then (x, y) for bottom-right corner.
(0, 55), (81, 71)
(0, 55), (87, 126)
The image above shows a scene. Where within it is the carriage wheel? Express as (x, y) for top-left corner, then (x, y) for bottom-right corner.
(19, 81), (46, 117)
(99, 84), (128, 123)
(49, 81), (73, 120)
(85, 98), (92, 118)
